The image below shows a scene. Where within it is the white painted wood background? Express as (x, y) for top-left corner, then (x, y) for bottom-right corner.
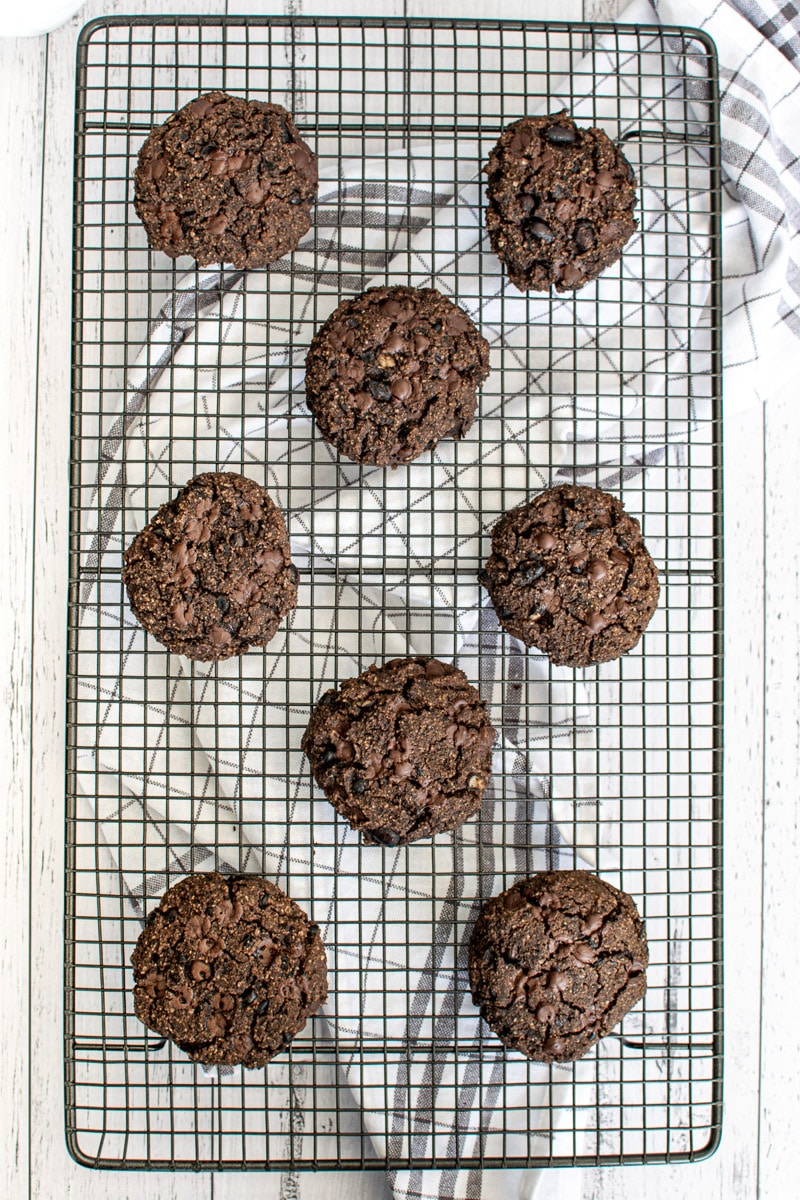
(1, 0), (797, 1197)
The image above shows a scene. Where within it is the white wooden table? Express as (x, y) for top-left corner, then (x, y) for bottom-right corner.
(1, 0), (797, 1197)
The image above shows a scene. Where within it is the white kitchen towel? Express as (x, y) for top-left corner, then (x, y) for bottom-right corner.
(72, 16), (721, 1200)
(625, 0), (800, 413)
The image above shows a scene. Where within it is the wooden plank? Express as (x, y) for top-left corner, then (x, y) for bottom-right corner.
(758, 384), (800, 1200)
(530, 402), (766, 1200)
(27, 0), (221, 1194)
(530, 4), (759, 1191)
(31, 7), (393, 1200)
(406, 0), (580, 16)
(215, 1170), (394, 1200)
(0, 32), (47, 1200)
(211, 8), (403, 1197)
(229, 0), (403, 14)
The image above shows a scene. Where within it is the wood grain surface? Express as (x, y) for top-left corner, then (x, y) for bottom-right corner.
(0, 32), (47, 1200)
(1, 0), (797, 1197)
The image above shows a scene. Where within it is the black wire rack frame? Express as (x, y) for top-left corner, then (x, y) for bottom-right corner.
(66, 15), (723, 1173)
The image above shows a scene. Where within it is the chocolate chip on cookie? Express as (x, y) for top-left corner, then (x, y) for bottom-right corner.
(480, 484), (659, 667)
(469, 870), (648, 1062)
(132, 872), (328, 1068)
(304, 285), (490, 467)
(123, 471), (298, 662)
(484, 110), (637, 292)
(134, 90), (318, 268)
(302, 656), (496, 845)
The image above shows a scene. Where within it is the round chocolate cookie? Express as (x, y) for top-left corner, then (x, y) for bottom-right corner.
(469, 871), (648, 1063)
(123, 472), (298, 662)
(131, 872), (328, 1068)
(133, 91), (318, 268)
(301, 656), (496, 845)
(484, 110), (637, 293)
(480, 485), (659, 667)
(304, 285), (490, 467)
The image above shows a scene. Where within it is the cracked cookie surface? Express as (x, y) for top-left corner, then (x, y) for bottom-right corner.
(469, 870), (647, 1063)
(123, 471), (298, 662)
(132, 872), (328, 1068)
(301, 656), (496, 845)
(480, 484), (659, 667)
(304, 285), (490, 467)
(133, 90), (318, 268)
(484, 110), (637, 293)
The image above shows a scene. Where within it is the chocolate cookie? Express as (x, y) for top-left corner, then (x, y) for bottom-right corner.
(133, 91), (318, 268)
(123, 472), (298, 662)
(484, 110), (637, 292)
(304, 285), (490, 467)
(132, 873), (327, 1068)
(469, 871), (647, 1063)
(480, 485), (659, 667)
(301, 657), (496, 845)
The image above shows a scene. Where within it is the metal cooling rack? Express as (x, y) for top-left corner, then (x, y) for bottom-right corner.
(66, 15), (723, 1172)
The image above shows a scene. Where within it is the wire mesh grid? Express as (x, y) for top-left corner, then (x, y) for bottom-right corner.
(66, 15), (723, 1172)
